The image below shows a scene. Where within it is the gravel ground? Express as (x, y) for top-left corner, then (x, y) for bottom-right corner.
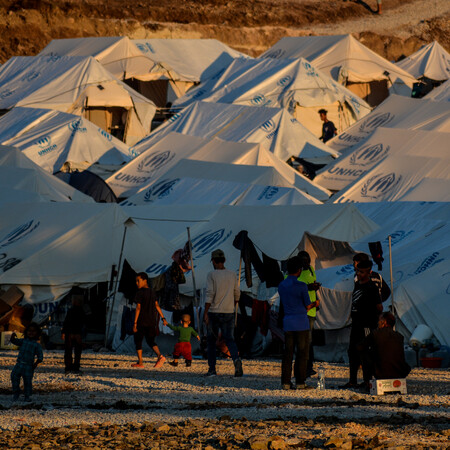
(1, 350), (449, 448)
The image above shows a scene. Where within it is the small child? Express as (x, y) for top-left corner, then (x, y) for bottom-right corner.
(10, 323), (44, 402)
(164, 314), (200, 367)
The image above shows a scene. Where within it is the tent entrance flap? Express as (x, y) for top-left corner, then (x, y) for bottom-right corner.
(346, 80), (389, 108)
(85, 107), (128, 141)
(126, 78), (169, 108)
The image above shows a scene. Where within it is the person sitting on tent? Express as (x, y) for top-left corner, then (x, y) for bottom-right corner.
(318, 109), (337, 143)
(132, 272), (167, 369)
(358, 312), (411, 387)
(353, 253), (391, 303)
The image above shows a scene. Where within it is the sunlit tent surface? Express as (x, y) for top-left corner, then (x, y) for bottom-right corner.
(261, 34), (416, 106)
(173, 57), (370, 136)
(395, 41), (450, 82)
(0, 145), (93, 203)
(327, 95), (450, 153)
(425, 79), (450, 102)
(129, 101), (339, 164)
(315, 127), (450, 191)
(0, 107), (131, 176)
(0, 55), (156, 145)
(107, 132), (331, 201)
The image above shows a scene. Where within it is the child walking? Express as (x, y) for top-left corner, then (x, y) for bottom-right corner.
(164, 314), (200, 367)
(10, 323), (44, 402)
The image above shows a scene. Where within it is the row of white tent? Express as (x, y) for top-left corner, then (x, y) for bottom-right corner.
(0, 35), (449, 351)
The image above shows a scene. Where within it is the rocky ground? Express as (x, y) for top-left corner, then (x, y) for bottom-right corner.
(0, 350), (449, 448)
(0, 0), (449, 62)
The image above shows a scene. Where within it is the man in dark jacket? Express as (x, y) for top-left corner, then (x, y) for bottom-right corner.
(62, 296), (86, 374)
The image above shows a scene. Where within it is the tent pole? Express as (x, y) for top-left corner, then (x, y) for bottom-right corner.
(235, 256), (242, 326)
(104, 219), (132, 348)
(187, 227), (200, 334)
(388, 235), (395, 314)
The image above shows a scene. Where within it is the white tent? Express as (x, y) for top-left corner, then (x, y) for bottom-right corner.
(396, 41), (450, 82)
(130, 101), (339, 164)
(0, 145), (93, 203)
(425, 79), (450, 102)
(38, 36), (160, 81)
(261, 34), (417, 106)
(316, 201), (450, 346)
(0, 107), (131, 176)
(0, 202), (172, 305)
(315, 127), (450, 191)
(0, 55), (156, 145)
(173, 57), (371, 136)
(327, 95), (450, 153)
(332, 155), (450, 203)
(107, 132), (331, 201)
(132, 39), (249, 106)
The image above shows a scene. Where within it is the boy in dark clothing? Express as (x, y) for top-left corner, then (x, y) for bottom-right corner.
(360, 312), (411, 380)
(62, 296), (86, 374)
(344, 260), (383, 389)
(133, 272), (167, 368)
(11, 323), (43, 402)
(165, 314), (200, 367)
(318, 109), (337, 143)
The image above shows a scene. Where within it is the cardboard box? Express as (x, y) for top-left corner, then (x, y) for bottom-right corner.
(369, 378), (407, 395)
(0, 331), (24, 350)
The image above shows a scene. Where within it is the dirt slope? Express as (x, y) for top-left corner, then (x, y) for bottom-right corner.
(0, 0), (449, 62)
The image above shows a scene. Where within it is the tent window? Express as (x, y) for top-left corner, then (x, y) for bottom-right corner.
(85, 107), (128, 141)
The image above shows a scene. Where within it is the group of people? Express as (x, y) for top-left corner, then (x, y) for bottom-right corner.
(9, 248), (410, 401)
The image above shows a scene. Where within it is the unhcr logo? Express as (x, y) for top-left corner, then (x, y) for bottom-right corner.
(136, 43), (155, 54)
(277, 76), (292, 87)
(264, 49), (286, 59)
(361, 172), (402, 199)
(191, 229), (233, 259)
(260, 119), (276, 133)
(36, 136), (57, 156)
(22, 70), (40, 82)
(412, 252), (444, 275)
(192, 89), (206, 99)
(358, 112), (395, 134)
(303, 61), (318, 77)
(382, 230), (415, 247)
(336, 264), (354, 276)
(257, 186), (279, 201)
(251, 94), (269, 106)
(137, 150), (175, 173)
(98, 128), (113, 141)
(168, 112), (182, 123)
(68, 119), (87, 134)
(0, 220), (40, 249)
(350, 144), (389, 166)
(0, 89), (14, 99)
(143, 179), (180, 202)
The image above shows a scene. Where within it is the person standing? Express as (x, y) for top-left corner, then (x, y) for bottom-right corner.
(133, 272), (167, 368)
(10, 323), (43, 402)
(297, 251), (321, 377)
(344, 260), (383, 389)
(167, 314), (200, 367)
(278, 256), (318, 390)
(203, 249), (243, 377)
(61, 296), (86, 374)
(318, 109), (337, 143)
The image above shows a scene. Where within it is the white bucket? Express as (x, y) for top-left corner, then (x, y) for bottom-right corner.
(409, 324), (433, 346)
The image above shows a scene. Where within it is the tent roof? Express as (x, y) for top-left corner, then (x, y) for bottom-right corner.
(107, 132), (330, 201)
(425, 78), (450, 102)
(131, 101), (339, 164)
(396, 41), (450, 81)
(327, 94), (450, 152)
(133, 38), (249, 82)
(315, 127), (450, 191)
(38, 36), (160, 80)
(332, 154), (450, 203)
(173, 57), (370, 119)
(0, 107), (131, 174)
(0, 145), (93, 203)
(261, 34), (416, 89)
(0, 55), (155, 115)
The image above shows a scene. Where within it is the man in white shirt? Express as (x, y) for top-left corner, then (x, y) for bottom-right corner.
(203, 249), (243, 377)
